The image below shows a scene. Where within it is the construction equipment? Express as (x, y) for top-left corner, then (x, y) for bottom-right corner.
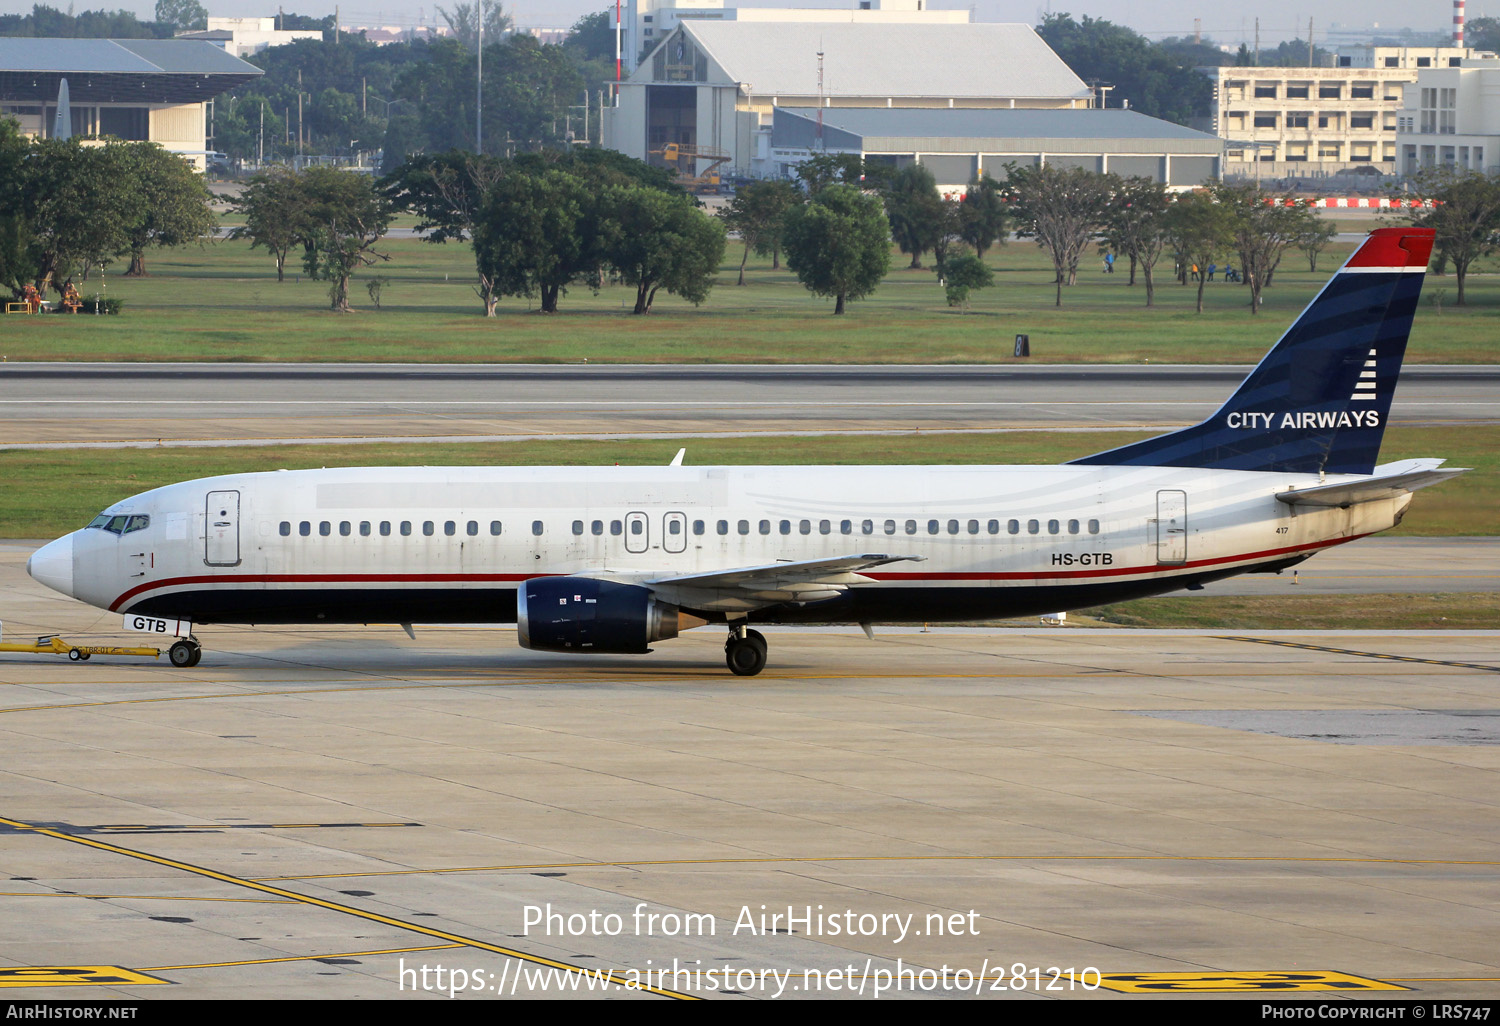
(649, 142), (732, 193)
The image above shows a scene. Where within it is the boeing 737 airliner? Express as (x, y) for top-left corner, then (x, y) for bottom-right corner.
(26, 228), (1463, 675)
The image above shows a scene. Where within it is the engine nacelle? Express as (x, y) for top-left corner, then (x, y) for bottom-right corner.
(517, 577), (700, 654)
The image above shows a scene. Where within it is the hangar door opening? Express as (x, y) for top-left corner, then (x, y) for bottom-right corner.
(647, 85), (696, 169)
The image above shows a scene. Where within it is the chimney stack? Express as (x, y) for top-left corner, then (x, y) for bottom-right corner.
(1455, 0), (1466, 47)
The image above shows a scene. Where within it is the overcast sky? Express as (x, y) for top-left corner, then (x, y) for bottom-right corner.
(0, 0), (1476, 46)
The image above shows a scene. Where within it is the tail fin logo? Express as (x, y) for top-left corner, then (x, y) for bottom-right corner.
(1352, 348), (1378, 401)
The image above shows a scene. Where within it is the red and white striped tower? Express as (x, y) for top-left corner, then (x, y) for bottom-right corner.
(1455, 0), (1466, 47)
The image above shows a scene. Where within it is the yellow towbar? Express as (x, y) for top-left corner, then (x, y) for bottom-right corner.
(0, 635), (160, 661)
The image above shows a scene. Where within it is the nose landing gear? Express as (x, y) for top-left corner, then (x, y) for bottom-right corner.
(168, 637), (203, 668)
(725, 625), (767, 676)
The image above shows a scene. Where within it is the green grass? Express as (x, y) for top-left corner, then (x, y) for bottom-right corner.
(4, 233), (1499, 363)
(1, 423), (1489, 539)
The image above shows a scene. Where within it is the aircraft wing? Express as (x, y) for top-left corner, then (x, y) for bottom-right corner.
(1276, 458), (1468, 508)
(640, 554), (925, 612)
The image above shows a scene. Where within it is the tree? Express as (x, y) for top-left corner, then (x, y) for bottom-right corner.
(1209, 182), (1312, 314)
(0, 117), (35, 298)
(1101, 176), (1170, 306)
(1005, 163), (1115, 307)
(795, 153), (878, 195)
(940, 254), (993, 312)
(564, 10), (616, 61)
(959, 173), (1008, 260)
(14, 139), (145, 291)
(1297, 218), (1339, 272)
(471, 168), (597, 313)
(1037, 14), (1211, 125)
(782, 183), (891, 315)
(884, 163), (945, 270)
(382, 150), (507, 313)
(718, 179), (799, 284)
(154, 0), (206, 31)
(230, 169), (312, 282)
(1402, 168), (1500, 306)
(603, 186), (726, 314)
(298, 167), (393, 312)
(437, 1), (512, 51)
(1163, 190), (1234, 313)
(120, 144), (215, 277)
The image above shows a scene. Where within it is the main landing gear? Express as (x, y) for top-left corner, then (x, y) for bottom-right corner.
(725, 625), (767, 676)
(168, 636), (203, 668)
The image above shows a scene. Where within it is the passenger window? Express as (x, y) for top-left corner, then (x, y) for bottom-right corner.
(669, 520), (681, 535)
(717, 520), (729, 535)
(444, 521), (456, 536)
(1027, 520), (1040, 535)
(927, 520), (940, 535)
(884, 519), (896, 535)
(592, 520), (605, 536)
(988, 519), (999, 534)
(401, 521), (412, 536)
(629, 520), (641, 535)
(359, 521), (371, 537)
(299, 521), (311, 537)
(572, 520), (584, 535)
(491, 521), (502, 536)
(279, 521), (291, 537)
(862, 519), (874, 535)
(1008, 520), (1020, 535)
(1048, 520), (1060, 535)
(1088, 519), (1101, 535)
(968, 520), (979, 535)
(820, 520), (831, 535)
(779, 520), (791, 535)
(760, 520), (771, 535)
(905, 520), (917, 535)
(1068, 519), (1080, 535)
(339, 521), (351, 537)
(422, 521), (434, 537)
(692, 520), (704, 535)
(948, 520), (960, 534)
(533, 521), (545, 536)
(320, 521), (331, 537)
(380, 521), (392, 536)
(467, 521), (479, 536)
(798, 519), (810, 535)
(610, 520), (622, 536)
(738, 520), (750, 535)
(841, 520), (852, 535)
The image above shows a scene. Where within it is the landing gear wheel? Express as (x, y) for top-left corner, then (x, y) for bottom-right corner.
(68, 647), (82, 661)
(725, 629), (768, 677)
(169, 639), (202, 668)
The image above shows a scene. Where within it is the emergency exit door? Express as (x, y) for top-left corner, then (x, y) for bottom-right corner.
(205, 490), (241, 566)
(1155, 490), (1187, 565)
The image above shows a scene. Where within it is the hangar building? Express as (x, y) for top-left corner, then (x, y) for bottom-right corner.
(0, 38), (262, 169)
(768, 107), (1224, 189)
(602, 20), (1096, 179)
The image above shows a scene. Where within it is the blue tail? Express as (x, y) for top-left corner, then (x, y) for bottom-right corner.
(1071, 227), (1435, 476)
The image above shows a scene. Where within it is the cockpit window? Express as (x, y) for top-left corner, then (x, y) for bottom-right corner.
(86, 513), (149, 535)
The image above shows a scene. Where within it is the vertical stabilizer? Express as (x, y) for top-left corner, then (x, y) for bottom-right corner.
(53, 77), (71, 141)
(1071, 227), (1435, 475)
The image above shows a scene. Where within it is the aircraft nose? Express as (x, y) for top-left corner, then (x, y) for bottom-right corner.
(27, 534), (75, 598)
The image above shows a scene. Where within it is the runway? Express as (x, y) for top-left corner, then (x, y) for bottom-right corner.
(0, 546), (1498, 1000)
(1, 363), (1497, 446)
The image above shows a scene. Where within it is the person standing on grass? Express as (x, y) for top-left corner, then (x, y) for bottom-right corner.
(1104, 251), (1115, 274)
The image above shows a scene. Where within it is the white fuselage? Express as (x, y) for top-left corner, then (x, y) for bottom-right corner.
(36, 462), (1409, 628)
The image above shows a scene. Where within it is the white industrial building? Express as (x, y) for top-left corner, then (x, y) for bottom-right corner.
(175, 17), (322, 58)
(1397, 57), (1500, 175)
(1202, 46), (1490, 179)
(603, 20), (1095, 180)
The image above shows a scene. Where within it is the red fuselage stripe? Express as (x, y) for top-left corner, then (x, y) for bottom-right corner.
(106, 535), (1363, 612)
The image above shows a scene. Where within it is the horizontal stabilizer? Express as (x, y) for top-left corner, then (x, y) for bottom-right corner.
(1276, 458), (1467, 507)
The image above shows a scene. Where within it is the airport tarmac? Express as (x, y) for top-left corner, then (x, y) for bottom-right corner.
(1, 545), (1497, 1000)
(1, 363), (1496, 446)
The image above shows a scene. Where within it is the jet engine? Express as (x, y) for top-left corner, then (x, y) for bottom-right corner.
(517, 577), (704, 654)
